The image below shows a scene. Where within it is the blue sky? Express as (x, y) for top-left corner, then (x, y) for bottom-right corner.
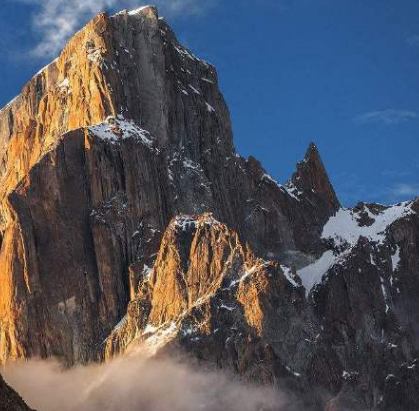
(1, 0), (418, 206)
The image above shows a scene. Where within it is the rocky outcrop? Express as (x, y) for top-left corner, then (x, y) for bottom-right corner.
(0, 6), (336, 365)
(0, 4), (418, 411)
(103, 213), (317, 407)
(308, 201), (419, 411)
(286, 142), (340, 226)
(104, 204), (419, 410)
(0, 373), (33, 411)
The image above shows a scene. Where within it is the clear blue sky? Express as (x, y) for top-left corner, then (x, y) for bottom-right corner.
(1, 0), (419, 206)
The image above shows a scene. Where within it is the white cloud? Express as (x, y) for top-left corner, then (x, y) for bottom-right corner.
(354, 109), (418, 125)
(407, 35), (419, 47)
(16, 0), (213, 58)
(389, 183), (419, 197)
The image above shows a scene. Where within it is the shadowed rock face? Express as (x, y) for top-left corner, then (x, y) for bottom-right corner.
(103, 207), (419, 411)
(0, 5), (418, 411)
(0, 373), (33, 411)
(0, 5), (333, 366)
(287, 142), (340, 224)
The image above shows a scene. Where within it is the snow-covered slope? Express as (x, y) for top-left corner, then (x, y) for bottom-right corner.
(322, 202), (415, 246)
(296, 201), (416, 295)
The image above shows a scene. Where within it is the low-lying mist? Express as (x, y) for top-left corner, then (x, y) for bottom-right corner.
(2, 349), (294, 411)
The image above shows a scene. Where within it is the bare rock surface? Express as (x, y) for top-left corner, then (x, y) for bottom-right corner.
(0, 5), (418, 411)
(0, 373), (33, 411)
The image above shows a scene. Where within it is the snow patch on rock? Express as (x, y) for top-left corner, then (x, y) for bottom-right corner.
(298, 202), (414, 296)
(322, 202), (415, 246)
(128, 5), (154, 15)
(172, 214), (221, 232)
(391, 245), (401, 271)
(297, 250), (338, 295)
(89, 117), (156, 149)
(280, 266), (301, 288)
(141, 322), (178, 356)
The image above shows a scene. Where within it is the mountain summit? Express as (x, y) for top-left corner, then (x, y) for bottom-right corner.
(0, 5), (418, 411)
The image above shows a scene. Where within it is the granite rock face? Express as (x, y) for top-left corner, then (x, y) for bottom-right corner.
(104, 204), (419, 411)
(0, 5), (418, 411)
(0, 5), (331, 365)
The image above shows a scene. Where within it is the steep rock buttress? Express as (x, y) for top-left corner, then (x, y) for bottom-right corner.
(0, 6), (337, 365)
(0, 5), (418, 411)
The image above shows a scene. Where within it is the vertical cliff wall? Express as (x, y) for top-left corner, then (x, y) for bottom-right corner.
(0, 5), (418, 411)
(0, 6), (337, 365)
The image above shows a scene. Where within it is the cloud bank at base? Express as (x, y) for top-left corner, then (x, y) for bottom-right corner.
(2, 351), (293, 411)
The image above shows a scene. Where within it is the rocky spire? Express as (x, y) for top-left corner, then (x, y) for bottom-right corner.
(287, 142), (340, 220)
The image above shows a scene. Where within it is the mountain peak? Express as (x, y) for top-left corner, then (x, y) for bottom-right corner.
(1, 6), (419, 411)
(115, 5), (158, 19)
(305, 141), (320, 159)
(287, 142), (340, 218)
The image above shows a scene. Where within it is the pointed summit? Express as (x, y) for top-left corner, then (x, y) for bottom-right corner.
(305, 141), (320, 159)
(287, 142), (340, 219)
(116, 5), (158, 19)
